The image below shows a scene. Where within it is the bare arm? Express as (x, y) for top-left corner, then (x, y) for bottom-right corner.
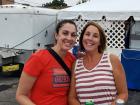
(110, 54), (128, 105)
(16, 71), (37, 105)
(68, 62), (80, 105)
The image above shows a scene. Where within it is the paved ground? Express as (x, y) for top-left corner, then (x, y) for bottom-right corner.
(0, 77), (18, 105)
(126, 90), (140, 105)
(0, 77), (140, 105)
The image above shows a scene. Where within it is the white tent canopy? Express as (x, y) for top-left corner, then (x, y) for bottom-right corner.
(58, 0), (140, 20)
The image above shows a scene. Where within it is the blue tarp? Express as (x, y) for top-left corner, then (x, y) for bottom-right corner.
(121, 49), (140, 90)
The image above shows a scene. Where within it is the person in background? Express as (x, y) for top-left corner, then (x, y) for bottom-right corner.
(16, 20), (78, 105)
(68, 22), (128, 105)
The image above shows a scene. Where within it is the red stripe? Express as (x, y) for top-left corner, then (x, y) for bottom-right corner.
(102, 56), (107, 59)
(75, 71), (88, 76)
(100, 60), (108, 63)
(93, 69), (112, 72)
(78, 60), (82, 64)
(77, 64), (83, 67)
(97, 65), (110, 67)
(76, 67), (84, 71)
(75, 70), (112, 79)
(79, 94), (116, 99)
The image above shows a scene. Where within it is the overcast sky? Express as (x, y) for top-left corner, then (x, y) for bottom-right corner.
(15, 0), (79, 6)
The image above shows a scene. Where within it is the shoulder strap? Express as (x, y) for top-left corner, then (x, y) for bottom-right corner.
(47, 48), (71, 77)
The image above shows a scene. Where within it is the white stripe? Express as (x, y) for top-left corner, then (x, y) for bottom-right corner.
(76, 67), (84, 70)
(77, 86), (116, 92)
(75, 70), (85, 74)
(76, 80), (115, 87)
(76, 75), (114, 82)
(78, 91), (117, 97)
(95, 66), (112, 70)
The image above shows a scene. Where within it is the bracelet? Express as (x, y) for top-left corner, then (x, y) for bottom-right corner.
(115, 99), (125, 105)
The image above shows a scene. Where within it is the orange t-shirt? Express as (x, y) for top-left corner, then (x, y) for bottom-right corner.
(23, 49), (76, 105)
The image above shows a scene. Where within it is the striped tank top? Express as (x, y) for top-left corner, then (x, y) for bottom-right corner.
(75, 52), (117, 105)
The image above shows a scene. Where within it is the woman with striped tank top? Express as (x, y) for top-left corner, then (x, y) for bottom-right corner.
(69, 22), (128, 105)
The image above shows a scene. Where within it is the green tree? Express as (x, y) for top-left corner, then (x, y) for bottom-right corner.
(77, 0), (88, 4)
(42, 0), (68, 9)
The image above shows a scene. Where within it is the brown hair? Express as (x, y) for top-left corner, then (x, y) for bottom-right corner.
(56, 20), (77, 34)
(79, 21), (106, 53)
